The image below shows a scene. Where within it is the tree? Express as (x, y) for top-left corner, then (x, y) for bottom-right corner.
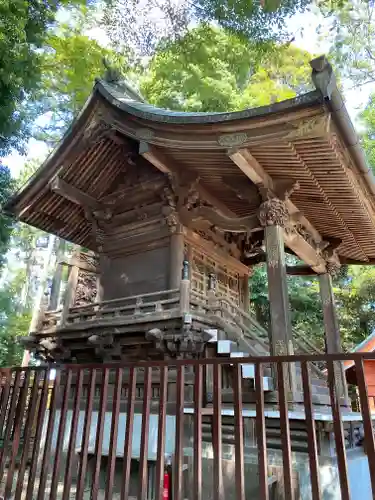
(0, 165), (14, 271)
(192, 0), (311, 43)
(0, 0), (97, 157)
(35, 14), (130, 144)
(323, 0), (375, 87)
(360, 94), (375, 174)
(102, 0), (315, 57)
(140, 25), (313, 113)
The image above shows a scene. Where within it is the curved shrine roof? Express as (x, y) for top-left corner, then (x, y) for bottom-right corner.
(5, 56), (375, 266)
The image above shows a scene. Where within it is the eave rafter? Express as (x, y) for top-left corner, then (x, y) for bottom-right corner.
(229, 148), (335, 274)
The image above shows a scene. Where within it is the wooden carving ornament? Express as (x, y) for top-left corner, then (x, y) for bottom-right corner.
(258, 198), (289, 227)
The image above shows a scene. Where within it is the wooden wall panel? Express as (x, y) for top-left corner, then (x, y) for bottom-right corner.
(100, 246), (170, 301)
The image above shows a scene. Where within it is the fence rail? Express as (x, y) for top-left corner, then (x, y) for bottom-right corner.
(0, 353), (374, 499)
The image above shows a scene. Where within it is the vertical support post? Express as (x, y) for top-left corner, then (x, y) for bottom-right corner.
(242, 274), (250, 313)
(259, 197), (297, 400)
(169, 228), (184, 289)
(60, 265), (79, 326)
(264, 225), (294, 358)
(180, 260), (190, 314)
(49, 239), (66, 311)
(319, 272), (349, 404)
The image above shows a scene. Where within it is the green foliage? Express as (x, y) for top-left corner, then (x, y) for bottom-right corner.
(35, 15), (130, 144)
(250, 262), (375, 352)
(0, 269), (32, 367)
(325, 0), (375, 86)
(0, 0), (98, 156)
(0, 165), (14, 271)
(141, 25), (312, 113)
(192, 0), (310, 43)
(361, 94), (375, 173)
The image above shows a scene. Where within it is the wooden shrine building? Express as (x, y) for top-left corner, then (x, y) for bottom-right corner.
(6, 54), (375, 395)
(2, 55), (375, 499)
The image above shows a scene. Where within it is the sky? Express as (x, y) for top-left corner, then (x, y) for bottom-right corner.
(2, 4), (374, 179)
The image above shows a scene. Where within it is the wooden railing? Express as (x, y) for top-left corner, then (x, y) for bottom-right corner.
(40, 288), (181, 331)
(0, 353), (374, 499)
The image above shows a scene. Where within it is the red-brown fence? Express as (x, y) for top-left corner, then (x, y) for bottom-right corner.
(0, 353), (374, 499)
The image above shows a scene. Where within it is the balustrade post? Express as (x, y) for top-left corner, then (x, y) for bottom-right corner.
(180, 260), (190, 314)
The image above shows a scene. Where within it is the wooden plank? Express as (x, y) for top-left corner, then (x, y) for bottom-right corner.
(50, 176), (102, 210)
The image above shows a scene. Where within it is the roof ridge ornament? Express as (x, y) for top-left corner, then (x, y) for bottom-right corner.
(310, 55), (336, 100)
(102, 57), (145, 102)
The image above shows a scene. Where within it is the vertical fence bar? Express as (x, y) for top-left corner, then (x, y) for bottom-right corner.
(233, 364), (245, 500)
(49, 369), (73, 500)
(0, 369), (11, 438)
(327, 360), (350, 500)
(355, 358), (375, 495)
(255, 362), (269, 500)
(15, 370), (43, 500)
(277, 361), (294, 500)
(139, 366), (152, 500)
(62, 369), (84, 500)
(36, 370), (62, 500)
(174, 365), (185, 500)
(193, 363), (203, 500)
(91, 367), (109, 500)
(4, 369), (32, 499)
(121, 367), (137, 500)
(26, 369), (51, 499)
(212, 363), (223, 500)
(0, 369), (22, 484)
(105, 368), (123, 500)
(76, 368), (96, 500)
(301, 362), (321, 500)
(155, 366), (168, 500)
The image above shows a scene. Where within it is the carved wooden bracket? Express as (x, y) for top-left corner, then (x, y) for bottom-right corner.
(146, 325), (212, 358)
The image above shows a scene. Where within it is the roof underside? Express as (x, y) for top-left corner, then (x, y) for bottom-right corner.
(6, 80), (375, 263)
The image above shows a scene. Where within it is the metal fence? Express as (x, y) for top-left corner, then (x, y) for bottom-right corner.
(0, 353), (374, 499)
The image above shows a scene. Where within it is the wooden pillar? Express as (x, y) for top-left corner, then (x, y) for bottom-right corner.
(60, 265), (79, 325)
(169, 227), (184, 289)
(242, 275), (250, 313)
(319, 273), (341, 353)
(319, 272), (349, 403)
(259, 198), (296, 399)
(49, 239), (66, 311)
(264, 224), (294, 357)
